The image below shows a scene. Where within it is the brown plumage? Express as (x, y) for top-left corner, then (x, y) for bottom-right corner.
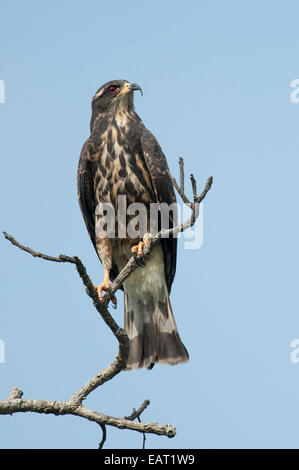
(77, 79), (188, 369)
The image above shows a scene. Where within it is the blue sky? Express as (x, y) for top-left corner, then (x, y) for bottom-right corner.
(1, 0), (299, 449)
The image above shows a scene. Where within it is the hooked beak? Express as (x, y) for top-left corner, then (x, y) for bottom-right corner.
(128, 82), (143, 96)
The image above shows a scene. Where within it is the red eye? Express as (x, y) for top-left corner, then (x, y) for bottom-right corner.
(108, 86), (117, 93)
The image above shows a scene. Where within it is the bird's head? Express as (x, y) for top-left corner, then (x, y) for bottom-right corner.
(90, 80), (142, 130)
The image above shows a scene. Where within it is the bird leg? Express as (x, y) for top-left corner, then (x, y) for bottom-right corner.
(94, 236), (116, 304)
(131, 233), (151, 258)
(94, 269), (111, 302)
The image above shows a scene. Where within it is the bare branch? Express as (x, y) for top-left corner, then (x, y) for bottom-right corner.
(0, 392), (176, 438)
(69, 354), (125, 405)
(1, 157), (212, 446)
(3, 232), (126, 346)
(3, 232), (75, 263)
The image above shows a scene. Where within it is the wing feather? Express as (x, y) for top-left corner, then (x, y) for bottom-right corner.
(140, 128), (177, 293)
(77, 140), (121, 285)
(77, 140), (97, 249)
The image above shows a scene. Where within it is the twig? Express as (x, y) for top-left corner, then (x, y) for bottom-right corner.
(124, 399), (150, 421)
(190, 174), (197, 202)
(179, 156), (184, 194)
(98, 424), (107, 449)
(124, 400), (150, 450)
(138, 416), (146, 449)
(3, 232), (75, 264)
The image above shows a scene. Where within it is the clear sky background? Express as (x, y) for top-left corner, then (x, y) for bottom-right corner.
(1, 0), (299, 449)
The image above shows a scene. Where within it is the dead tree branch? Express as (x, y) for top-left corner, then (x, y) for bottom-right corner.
(1, 158), (213, 447)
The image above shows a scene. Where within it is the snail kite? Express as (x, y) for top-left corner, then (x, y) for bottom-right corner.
(77, 79), (188, 369)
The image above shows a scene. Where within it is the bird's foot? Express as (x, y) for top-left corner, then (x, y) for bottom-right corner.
(94, 279), (110, 302)
(94, 269), (116, 305)
(131, 233), (151, 257)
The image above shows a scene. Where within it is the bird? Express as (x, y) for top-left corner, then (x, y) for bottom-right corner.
(77, 79), (189, 370)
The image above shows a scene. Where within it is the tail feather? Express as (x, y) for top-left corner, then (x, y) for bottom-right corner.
(124, 282), (189, 370)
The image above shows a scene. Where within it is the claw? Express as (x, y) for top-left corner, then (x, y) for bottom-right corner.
(107, 288), (117, 308)
(131, 233), (151, 258)
(132, 251), (146, 268)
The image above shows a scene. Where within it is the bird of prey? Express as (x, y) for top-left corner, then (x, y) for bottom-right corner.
(77, 79), (188, 369)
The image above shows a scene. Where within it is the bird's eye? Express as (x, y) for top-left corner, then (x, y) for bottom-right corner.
(108, 86), (118, 94)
